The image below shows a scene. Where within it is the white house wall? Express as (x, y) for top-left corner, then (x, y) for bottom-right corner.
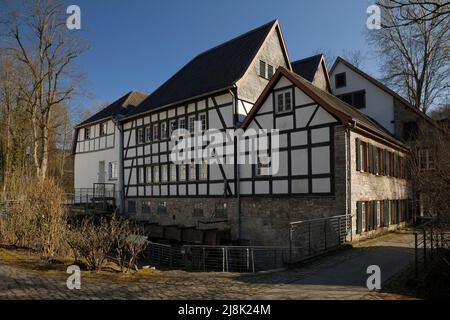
(74, 119), (119, 192)
(331, 62), (395, 134)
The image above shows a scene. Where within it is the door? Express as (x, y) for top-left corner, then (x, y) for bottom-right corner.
(98, 161), (105, 183)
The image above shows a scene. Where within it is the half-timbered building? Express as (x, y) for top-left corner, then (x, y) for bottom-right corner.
(73, 20), (414, 246)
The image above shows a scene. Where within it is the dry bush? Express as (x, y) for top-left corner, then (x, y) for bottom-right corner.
(0, 176), (68, 257)
(67, 217), (114, 271)
(67, 215), (147, 272)
(111, 217), (148, 273)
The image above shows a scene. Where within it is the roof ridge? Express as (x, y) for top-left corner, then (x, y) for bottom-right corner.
(291, 53), (323, 64)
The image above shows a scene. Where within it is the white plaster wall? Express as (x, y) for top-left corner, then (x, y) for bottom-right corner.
(330, 63), (395, 134)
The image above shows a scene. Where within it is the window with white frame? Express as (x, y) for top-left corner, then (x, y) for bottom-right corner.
(179, 163), (186, 181)
(153, 123), (159, 141)
(145, 126), (152, 142)
(108, 161), (117, 180)
(161, 164), (168, 182)
(419, 149), (434, 170)
(100, 122), (107, 137)
(138, 166), (145, 184)
(170, 163), (177, 181)
(153, 166), (160, 183)
(137, 128), (145, 144)
(189, 115), (196, 134)
(146, 165), (152, 183)
(257, 154), (271, 176)
(259, 60), (266, 77)
(179, 118), (186, 130)
(169, 120), (176, 136)
(84, 127), (90, 140)
(200, 161), (207, 180)
(161, 121), (168, 139)
(276, 90), (292, 113)
(189, 161), (196, 180)
(199, 113), (207, 131)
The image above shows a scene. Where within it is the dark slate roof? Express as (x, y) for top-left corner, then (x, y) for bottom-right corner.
(127, 20), (277, 117)
(76, 91), (148, 127)
(291, 54), (323, 82)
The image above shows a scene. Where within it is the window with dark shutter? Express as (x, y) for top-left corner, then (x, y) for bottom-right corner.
(357, 201), (363, 234)
(384, 200), (390, 226)
(372, 201), (378, 230)
(356, 138), (361, 171)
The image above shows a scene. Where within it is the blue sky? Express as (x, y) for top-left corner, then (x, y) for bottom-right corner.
(65, 0), (377, 113)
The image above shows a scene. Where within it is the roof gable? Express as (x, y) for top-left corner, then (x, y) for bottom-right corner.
(127, 20), (284, 118)
(291, 54), (331, 92)
(241, 67), (407, 150)
(330, 57), (434, 126)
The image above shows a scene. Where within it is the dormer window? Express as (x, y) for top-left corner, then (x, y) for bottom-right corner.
(335, 72), (347, 88)
(275, 89), (292, 113)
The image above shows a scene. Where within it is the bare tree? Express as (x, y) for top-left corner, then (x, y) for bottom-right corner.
(408, 122), (450, 227)
(377, 0), (450, 27)
(368, 0), (450, 114)
(0, 0), (87, 181)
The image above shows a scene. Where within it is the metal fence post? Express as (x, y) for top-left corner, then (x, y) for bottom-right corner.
(251, 248), (255, 273)
(414, 233), (418, 278)
(324, 220), (327, 250)
(289, 225), (293, 264)
(423, 228), (427, 268)
(430, 228), (434, 259)
(222, 247), (225, 272)
(308, 222), (311, 256)
(203, 247), (206, 272)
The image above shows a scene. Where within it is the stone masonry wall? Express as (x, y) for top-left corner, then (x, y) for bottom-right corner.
(350, 130), (411, 240)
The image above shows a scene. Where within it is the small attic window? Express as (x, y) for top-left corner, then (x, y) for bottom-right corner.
(267, 65), (274, 78)
(259, 60), (266, 78)
(335, 72), (346, 88)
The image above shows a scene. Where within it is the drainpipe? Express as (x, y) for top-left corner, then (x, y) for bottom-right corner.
(229, 87), (242, 242)
(345, 126), (352, 242)
(113, 115), (125, 215)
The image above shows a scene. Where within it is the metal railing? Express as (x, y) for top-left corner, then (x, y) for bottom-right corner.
(289, 214), (352, 263)
(146, 242), (289, 272)
(414, 220), (450, 278)
(182, 245), (289, 272)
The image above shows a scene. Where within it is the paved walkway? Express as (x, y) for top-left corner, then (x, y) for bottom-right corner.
(250, 232), (416, 299)
(0, 232), (416, 300)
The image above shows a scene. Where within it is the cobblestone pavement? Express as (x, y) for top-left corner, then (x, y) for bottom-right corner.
(0, 232), (417, 300)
